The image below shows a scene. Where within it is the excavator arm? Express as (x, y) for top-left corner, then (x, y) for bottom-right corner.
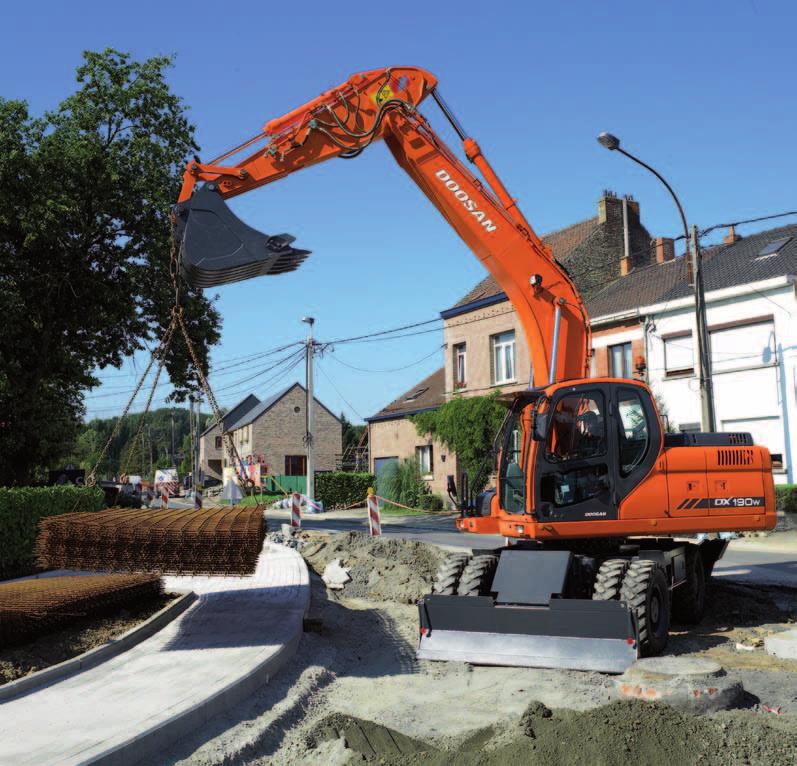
(176, 66), (590, 386)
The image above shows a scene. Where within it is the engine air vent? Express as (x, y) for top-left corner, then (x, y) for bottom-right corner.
(717, 448), (754, 467)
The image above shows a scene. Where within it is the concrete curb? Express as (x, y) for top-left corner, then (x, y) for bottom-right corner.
(86, 550), (310, 766)
(0, 591), (197, 704)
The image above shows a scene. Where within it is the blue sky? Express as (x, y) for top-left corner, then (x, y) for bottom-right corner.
(3, 1), (795, 423)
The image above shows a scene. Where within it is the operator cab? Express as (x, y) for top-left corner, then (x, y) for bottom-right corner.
(496, 380), (662, 522)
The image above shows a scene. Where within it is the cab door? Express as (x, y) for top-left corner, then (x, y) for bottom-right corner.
(533, 384), (616, 522)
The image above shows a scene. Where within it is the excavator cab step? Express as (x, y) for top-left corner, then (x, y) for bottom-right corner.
(174, 184), (311, 289)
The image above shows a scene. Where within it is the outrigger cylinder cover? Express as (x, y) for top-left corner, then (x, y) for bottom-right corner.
(174, 184), (311, 289)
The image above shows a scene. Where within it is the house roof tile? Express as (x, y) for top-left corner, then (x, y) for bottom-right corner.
(366, 367), (445, 422)
(586, 224), (797, 318)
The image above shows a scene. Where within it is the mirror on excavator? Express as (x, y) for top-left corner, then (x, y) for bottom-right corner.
(173, 183), (311, 289)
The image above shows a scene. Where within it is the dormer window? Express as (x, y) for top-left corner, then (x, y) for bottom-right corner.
(405, 387), (429, 402)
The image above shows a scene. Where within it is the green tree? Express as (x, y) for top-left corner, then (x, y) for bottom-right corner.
(0, 50), (220, 485)
(411, 393), (506, 491)
(341, 412), (365, 452)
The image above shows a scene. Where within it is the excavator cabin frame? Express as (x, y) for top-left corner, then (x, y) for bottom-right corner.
(174, 66), (776, 672)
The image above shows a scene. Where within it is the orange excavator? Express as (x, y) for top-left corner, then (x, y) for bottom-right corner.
(174, 67), (776, 672)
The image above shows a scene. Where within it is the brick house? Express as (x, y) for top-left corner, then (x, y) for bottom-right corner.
(199, 394), (260, 483)
(200, 383), (342, 482)
(366, 368), (456, 498)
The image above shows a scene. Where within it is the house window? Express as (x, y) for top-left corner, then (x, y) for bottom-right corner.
(284, 455), (307, 476)
(416, 445), (433, 479)
(664, 333), (694, 376)
(214, 436), (222, 449)
(453, 343), (467, 389)
(492, 331), (516, 384)
(609, 342), (633, 378)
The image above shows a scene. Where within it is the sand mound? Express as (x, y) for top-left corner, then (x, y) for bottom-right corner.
(300, 532), (444, 604)
(304, 700), (797, 765)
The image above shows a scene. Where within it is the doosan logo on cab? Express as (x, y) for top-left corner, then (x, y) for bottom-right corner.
(435, 169), (497, 233)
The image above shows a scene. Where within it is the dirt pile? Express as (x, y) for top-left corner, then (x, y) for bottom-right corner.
(299, 531), (444, 603)
(304, 700), (797, 765)
(308, 713), (434, 759)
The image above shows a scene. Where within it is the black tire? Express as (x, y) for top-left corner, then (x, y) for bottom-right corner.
(621, 559), (670, 657)
(672, 547), (706, 624)
(592, 558), (629, 600)
(457, 554), (499, 597)
(432, 552), (471, 595)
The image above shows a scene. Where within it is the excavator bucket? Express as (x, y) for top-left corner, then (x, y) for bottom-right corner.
(174, 184), (311, 289)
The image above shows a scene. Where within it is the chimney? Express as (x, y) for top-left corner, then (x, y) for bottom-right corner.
(597, 189), (619, 224)
(723, 225), (742, 244)
(654, 237), (675, 264)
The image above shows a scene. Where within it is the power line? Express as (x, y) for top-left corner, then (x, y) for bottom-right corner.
(316, 361), (366, 421)
(327, 345), (443, 373)
(324, 317), (441, 345)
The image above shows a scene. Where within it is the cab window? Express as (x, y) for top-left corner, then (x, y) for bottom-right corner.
(617, 388), (650, 476)
(545, 392), (606, 463)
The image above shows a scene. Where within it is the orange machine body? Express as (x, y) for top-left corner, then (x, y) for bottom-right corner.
(457, 378), (776, 539)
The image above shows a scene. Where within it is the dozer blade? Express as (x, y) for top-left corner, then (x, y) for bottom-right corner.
(417, 595), (638, 674)
(174, 183), (311, 289)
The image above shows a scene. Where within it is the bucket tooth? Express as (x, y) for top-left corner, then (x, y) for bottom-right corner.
(174, 184), (311, 289)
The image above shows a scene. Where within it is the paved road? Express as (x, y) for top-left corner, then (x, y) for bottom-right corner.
(273, 511), (797, 588)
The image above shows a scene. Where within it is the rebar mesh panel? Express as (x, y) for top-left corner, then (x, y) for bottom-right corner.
(35, 505), (266, 576)
(0, 574), (161, 647)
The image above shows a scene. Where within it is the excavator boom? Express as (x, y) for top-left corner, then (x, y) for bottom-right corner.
(176, 66), (589, 387)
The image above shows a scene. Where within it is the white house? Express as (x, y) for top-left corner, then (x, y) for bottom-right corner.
(588, 224), (797, 483)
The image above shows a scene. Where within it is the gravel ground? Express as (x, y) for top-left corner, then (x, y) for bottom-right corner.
(151, 532), (797, 765)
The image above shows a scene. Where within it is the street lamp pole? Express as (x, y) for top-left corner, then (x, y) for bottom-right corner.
(597, 133), (716, 432)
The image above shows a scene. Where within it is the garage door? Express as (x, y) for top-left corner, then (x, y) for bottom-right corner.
(374, 457), (398, 478)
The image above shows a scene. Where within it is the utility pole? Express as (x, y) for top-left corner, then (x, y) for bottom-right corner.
(692, 225), (717, 431)
(170, 410), (175, 467)
(194, 394), (202, 495)
(302, 316), (315, 503)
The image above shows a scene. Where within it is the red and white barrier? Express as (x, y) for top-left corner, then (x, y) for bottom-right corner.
(160, 488), (169, 510)
(367, 493), (381, 536)
(291, 492), (302, 529)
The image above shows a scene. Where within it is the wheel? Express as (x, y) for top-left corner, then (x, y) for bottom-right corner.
(672, 547), (706, 624)
(592, 558), (629, 600)
(432, 552), (471, 595)
(457, 554), (499, 597)
(620, 559), (670, 657)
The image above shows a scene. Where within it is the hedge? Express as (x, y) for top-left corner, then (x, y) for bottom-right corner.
(315, 472), (375, 510)
(0, 486), (104, 573)
(775, 484), (797, 513)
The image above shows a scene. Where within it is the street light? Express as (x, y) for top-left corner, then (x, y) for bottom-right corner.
(597, 132), (716, 432)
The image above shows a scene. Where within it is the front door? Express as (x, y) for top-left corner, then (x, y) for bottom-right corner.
(534, 384), (615, 522)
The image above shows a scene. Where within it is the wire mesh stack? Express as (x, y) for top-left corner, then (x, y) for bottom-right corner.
(0, 574), (161, 647)
(35, 505), (266, 576)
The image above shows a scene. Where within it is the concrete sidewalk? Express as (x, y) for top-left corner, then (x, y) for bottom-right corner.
(0, 542), (309, 766)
